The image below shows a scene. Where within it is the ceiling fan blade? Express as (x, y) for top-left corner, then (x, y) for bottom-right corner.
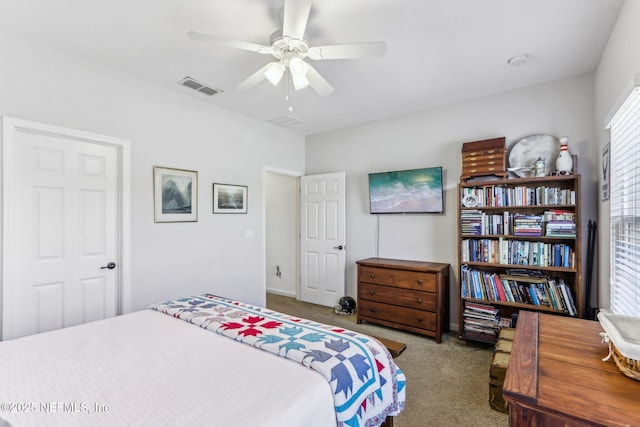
(282, 0), (312, 40)
(236, 63), (273, 91)
(187, 30), (272, 54)
(308, 41), (387, 60)
(305, 63), (334, 96)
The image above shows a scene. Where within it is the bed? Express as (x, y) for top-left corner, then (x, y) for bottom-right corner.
(0, 294), (405, 427)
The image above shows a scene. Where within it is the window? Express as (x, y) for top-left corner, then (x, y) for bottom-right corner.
(608, 78), (640, 317)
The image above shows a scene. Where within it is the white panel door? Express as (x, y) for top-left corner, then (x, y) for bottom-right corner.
(2, 118), (124, 340)
(300, 172), (346, 307)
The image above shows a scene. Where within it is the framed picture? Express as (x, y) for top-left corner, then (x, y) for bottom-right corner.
(213, 183), (248, 214)
(602, 143), (610, 201)
(154, 166), (198, 222)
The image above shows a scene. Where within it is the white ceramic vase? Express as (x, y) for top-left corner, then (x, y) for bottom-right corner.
(556, 136), (573, 174)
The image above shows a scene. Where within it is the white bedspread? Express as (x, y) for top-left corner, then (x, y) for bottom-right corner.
(0, 309), (337, 427)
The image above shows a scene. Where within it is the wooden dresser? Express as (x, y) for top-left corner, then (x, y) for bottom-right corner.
(356, 258), (449, 343)
(503, 311), (640, 427)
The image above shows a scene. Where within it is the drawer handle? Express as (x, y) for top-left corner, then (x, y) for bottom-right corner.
(369, 273), (375, 278)
(417, 280), (423, 285)
(369, 290), (376, 296)
(417, 298), (423, 304)
(417, 317), (422, 323)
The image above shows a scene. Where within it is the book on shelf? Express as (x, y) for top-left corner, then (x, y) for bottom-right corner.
(543, 209), (575, 221)
(462, 301), (516, 335)
(460, 265), (577, 316)
(463, 302), (500, 336)
(505, 268), (546, 278)
(461, 211), (576, 239)
(461, 238), (574, 268)
(461, 184), (576, 208)
(460, 210), (512, 236)
(545, 220), (577, 237)
(513, 214), (543, 236)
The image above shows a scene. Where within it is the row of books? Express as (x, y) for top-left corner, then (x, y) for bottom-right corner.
(462, 302), (513, 336)
(461, 238), (575, 268)
(513, 214), (543, 236)
(460, 266), (578, 316)
(461, 185), (576, 207)
(546, 220), (577, 237)
(461, 210), (575, 237)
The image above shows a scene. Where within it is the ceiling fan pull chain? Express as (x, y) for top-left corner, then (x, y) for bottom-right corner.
(286, 71), (294, 112)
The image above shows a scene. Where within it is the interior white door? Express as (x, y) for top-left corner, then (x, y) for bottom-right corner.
(300, 172), (346, 307)
(2, 118), (124, 340)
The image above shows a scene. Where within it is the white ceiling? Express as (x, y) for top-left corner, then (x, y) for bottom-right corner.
(0, 0), (624, 135)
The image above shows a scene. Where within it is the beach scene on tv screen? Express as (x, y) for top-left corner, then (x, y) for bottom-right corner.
(369, 167), (443, 213)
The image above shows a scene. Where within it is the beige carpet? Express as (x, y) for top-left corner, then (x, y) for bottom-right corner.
(266, 293), (509, 427)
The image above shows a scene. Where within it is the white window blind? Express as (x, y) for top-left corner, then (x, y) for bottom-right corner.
(608, 82), (640, 317)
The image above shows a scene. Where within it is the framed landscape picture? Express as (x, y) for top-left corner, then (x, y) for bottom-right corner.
(154, 166), (198, 222)
(213, 183), (248, 214)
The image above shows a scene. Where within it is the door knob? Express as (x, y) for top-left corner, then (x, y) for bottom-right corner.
(101, 262), (116, 270)
(334, 245), (344, 250)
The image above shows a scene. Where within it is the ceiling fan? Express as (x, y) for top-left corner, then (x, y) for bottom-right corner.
(187, 0), (387, 96)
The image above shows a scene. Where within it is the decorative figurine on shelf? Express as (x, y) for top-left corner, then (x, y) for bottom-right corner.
(556, 136), (574, 174)
(534, 157), (546, 177)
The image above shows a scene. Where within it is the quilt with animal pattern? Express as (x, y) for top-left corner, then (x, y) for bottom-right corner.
(150, 294), (406, 427)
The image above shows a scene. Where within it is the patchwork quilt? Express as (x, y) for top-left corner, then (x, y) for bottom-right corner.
(150, 294), (406, 427)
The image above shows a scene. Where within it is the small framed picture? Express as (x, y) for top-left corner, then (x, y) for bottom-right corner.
(213, 183), (248, 214)
(154, 166), (198, 222)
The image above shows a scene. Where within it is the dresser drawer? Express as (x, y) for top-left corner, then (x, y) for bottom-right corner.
(358, 282), (436, 312)
(359, 300), (436, 331)
(462, 149), (504, 160)
(358, 266), (436, 292)
(462, 164), (503, 176)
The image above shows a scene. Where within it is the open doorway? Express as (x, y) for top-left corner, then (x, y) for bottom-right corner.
(264, 170), (300, 299)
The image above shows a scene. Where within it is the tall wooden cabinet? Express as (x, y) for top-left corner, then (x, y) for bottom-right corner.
(356, 258), (450, 343)
(457, 174), (582, 344)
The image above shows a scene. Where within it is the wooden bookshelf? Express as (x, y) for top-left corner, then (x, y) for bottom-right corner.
(457, 174), (582, 344)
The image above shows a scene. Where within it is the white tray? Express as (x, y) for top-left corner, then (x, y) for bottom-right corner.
(598, 311), (640, 360)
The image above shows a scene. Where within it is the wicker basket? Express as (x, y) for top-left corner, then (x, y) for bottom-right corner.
(611, 343), (640, 381)
(598, 312), (640, 382)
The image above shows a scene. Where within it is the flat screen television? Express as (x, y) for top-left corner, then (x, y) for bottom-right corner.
(368, 166), (443, 214)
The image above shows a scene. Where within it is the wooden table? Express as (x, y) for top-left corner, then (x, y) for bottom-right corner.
(503, 311), (640, 427)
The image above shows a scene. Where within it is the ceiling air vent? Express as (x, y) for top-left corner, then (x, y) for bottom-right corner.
(268, 115), (302, 127)
(178, 76), (222, 96)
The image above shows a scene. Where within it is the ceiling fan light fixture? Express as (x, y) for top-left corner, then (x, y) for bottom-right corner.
(264, 62), (286, 86)
(289, 57), (309, 90)
(291, 73), (309, 90)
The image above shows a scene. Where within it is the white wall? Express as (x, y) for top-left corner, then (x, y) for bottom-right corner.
(0, 30), (305, 311)
(594, 0), (640, 310)
(306, 73), (597, 330)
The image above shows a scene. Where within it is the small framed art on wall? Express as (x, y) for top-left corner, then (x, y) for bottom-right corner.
(213, 183), (248, 214)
